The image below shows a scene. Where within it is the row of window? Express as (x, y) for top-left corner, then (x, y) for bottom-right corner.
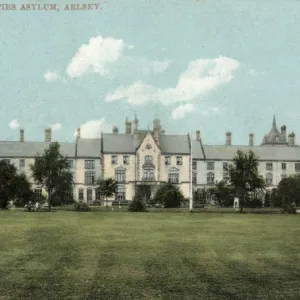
(78, 185), (126, 201)
(205, 161), (300, 172)
(1, 159), (75, 169)
(111, 155), (183, 165)
(201, 172), (288, 185)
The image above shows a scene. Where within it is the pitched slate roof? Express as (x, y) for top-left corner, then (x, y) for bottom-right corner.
(103, 133), (190, 154)
(193, 143), (300, 161)
(0, 141), (75, 158)
(77, 138), (101, 157)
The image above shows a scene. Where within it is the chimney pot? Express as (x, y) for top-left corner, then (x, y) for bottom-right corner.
(112, 126), (119, 134)
(20, 129), (24, 142)
(196, 130), (200, 141)
(249, 133), (254, 146)
(45, 128), (52, 143)
(226, 131), (232, 146)
(288, 132), (295, 146)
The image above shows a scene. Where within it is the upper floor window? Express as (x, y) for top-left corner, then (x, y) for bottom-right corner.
(115, 168), (126, 183)
(266, 163), (273, 171)
(123, 156), (129, 165)
(85, 160), (95, 169)
(266, 173), (273, 186)
(143, 168), (155, 181)
(116, 185), (126, 201)
(295, 163), (300, 172)
(176, 156), (183, 165)
(207, 162), (214, 170)
(223, 162), (228, 172)
(67, 160), (74, 168)
(207, 172), (214, 185)
(168, 167), (179, 183)
(192, 161), (197, 170)
(84, 171), (95, 185)
(145, 155), (153, 163)
(19, 159), (25, 168)
(282, 163), (287, 171)
(165, 156), (171, 165)
(111, 155), (118, 164)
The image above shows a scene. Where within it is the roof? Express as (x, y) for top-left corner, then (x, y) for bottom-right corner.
(193, 144), (300, 161)
(77, 138), (100, 157)
(0, 141), (75, 158)
(103, 133), (190, 154)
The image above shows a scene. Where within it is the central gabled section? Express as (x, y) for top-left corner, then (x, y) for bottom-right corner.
(136, 132), (161, 183)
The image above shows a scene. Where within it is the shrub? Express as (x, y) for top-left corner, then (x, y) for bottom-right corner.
(281, 204), (296, 214)
(74, 201), (90, 212)
(128, 198), (146, 212)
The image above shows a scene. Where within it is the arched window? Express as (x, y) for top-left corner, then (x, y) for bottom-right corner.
(266, 173), (273, 186)
(207, 172), (214, 185)
(115, 168), (126, 183)
(168, 167), (179, 183)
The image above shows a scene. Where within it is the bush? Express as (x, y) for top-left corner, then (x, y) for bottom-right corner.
(281, 204), (297, 214)
(128, 198), (147, 212)
(74, 201), (90, 212)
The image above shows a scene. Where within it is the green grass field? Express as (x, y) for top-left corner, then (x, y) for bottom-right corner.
(1, 211), (300, 300)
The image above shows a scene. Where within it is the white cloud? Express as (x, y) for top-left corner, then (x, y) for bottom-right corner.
(201, 107), (221, 117)
(44, 71), (59, 82)
(74, 118), (113, 138)
(66, 35), (125, 78)
(51, 123), (62, 131)
(248, 69), (259, 76)
(105, 56), (240, 106)
(144, 59), (171, 74)
(172, 103), (195, 120)
(8, 119), (20, 130)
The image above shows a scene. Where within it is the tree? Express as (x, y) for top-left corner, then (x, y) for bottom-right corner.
(152, 182), (184, 208)
(30, 142), (73, 211)
(12, 173), (34, 207)
(214, 180), (234, 207)
(229, 150), (265, 213)
(278, 175), (300, 208)
(96, 178), (117, 206)
(0, 160), (33, 208)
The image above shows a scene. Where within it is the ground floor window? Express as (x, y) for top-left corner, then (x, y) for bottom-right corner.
(95, 188), (101, 201)
(116, 185), (126, 201)
(87, 188), (93, 202)
(78, 188), (84, 201)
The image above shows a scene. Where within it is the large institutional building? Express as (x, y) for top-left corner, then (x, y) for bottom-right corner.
(1, 115), (300, 205)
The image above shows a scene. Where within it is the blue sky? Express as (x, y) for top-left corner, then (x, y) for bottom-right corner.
(1, 0), (300, 145)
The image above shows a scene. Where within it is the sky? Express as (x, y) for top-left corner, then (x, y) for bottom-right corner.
(1, 0), (300, 145)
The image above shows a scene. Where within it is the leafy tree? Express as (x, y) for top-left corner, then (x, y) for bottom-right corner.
(193, 188), (207, 207)
(12, 173), (34, 207)
(278, 175), (300, 208)
(0, 160), (32, 208)
(30, 142), (73, 211)
(152, 182), (184, 208)
(214, 180), (234, 207)
(229, 150), (265, 213)
(96, 178), (117, 206)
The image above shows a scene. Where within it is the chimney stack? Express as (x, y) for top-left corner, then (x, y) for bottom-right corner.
(77, 128), (81, 139)
(133, 115), (139, 133)
(281, 125), (287, 141)
(288, 132), (295, 146)
(112, 126), (119, 134)
(153, 119), (160, 146)
(125, 117), (132, 134)
(249, 133), (254, 146)
(20, 129), (24, 142)
(196, 130), (200, 141)
(45, 128), (52, 143)
(226, 131), (232, 146)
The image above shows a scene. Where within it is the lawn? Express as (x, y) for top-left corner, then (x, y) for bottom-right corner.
(1, 211), (300, 300)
